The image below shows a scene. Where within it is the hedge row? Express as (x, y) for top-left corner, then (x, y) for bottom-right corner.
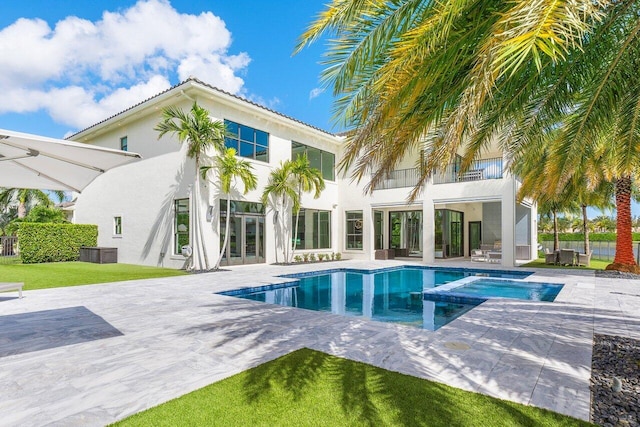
(538, 232), (640, 242)
(17, 223), (98, 263)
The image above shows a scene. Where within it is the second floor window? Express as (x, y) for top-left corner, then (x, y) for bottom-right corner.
(291, 142), (335, 181)
(120, 136), (128, 151)
(224, 120), (269, 162)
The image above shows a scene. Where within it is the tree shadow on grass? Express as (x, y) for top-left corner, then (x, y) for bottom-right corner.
(180, 295), (594, 426)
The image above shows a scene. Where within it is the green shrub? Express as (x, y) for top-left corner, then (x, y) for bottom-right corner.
(538, 232), (640, 242)
(309, 253), (316, 262)
(294, 255), (302, 263)
(318, 254), (325, 261)
(335, 252), (342, 261)
(17, 223), (98, 264)
(303, 253), (309, 262)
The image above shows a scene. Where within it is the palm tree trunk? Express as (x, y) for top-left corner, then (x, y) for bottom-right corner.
(17, 201), (26, 219)
(291, 186), (302, 263)
(607, 176), (638, 272)
(582, 204), (590, 255)
(215, 198), (231, 270)
(192, 174), (210, 271)
(553, 208), (559, 252)
(282, 195), (289, 262)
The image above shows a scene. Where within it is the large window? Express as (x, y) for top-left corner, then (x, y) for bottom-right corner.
(293, 209), (331, 249)
(174, 199), (189, 255)
(224, 120), (269, 162)
(291, 142), (335, 181)
(345, 211), (363, 250)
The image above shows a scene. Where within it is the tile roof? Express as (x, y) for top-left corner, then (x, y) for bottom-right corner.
(67, 77), (338, 140)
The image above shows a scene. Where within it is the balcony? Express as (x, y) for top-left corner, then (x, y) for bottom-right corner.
(372, 168), (420, 190)
(433, 157), (503, 185)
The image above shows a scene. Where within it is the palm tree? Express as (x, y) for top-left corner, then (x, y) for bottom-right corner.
(289, 154), (325, 261)
(261, 161), (298, 263)
(155, 102), (226, 271)
(202, 148), (257, 270)
(0, 188), (65, 219)
(298, 1), (640, 272)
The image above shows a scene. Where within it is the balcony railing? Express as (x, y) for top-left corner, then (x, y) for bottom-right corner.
(372, 168), (420, 190)
(433, 157), (503, 185)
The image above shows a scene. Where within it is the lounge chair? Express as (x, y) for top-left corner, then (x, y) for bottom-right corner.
(559, 249), (576, 266)
(471, 249), (487, 262)
(544, 248), (557, 265)
(577, 250), (593, 267)
(487, 251), (502, 263)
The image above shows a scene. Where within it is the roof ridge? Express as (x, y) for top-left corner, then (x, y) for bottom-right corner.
(67, 77), (337, 139)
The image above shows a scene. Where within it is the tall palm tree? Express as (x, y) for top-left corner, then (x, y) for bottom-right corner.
(298, 0), (640, 272)
(202, 148), (257, 270)
(0, 188), (64, 219)
(261, 161), (298, 263)
(155, 102), (226, 271)
(289, 154), (325, 260)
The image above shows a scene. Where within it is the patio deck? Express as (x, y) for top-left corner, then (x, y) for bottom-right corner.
(0, 260), (638, 425)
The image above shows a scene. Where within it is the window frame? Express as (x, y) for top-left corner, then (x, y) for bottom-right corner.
(292, 209), (331, 250)
(224, 119), (269, 162)
(345, 210), (364, 251)
(113, 216), (122, 236)
(291, 141), (335, 181)
(120, 136), (128, 151)
(174, 198), (190, 255)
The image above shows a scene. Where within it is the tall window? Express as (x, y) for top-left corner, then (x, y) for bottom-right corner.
(113, 216), (122, 236)
(174, 199), (189, 255)
(224, 120), (269, 162)
(345, 211), (363, 250)
(291, 142), (335, 181)
(293, 209), (331, 249)
(120, 136), (128, 151)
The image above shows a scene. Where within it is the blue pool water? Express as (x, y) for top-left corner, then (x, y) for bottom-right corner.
(444, 279), (564, 302)
(219, 266), (539, 331)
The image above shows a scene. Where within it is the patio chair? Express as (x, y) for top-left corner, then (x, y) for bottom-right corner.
(544, 248), (557, 265)
(471, 249), (487, 262)
(487, 251), (502, 263)
(577, 250), (593, 267)
(559, 249), (576, 266)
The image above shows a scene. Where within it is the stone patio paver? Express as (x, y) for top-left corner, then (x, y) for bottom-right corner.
(0, 259), (638, 425)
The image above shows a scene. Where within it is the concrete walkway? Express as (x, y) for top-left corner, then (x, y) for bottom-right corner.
(0, 260), (638, 426)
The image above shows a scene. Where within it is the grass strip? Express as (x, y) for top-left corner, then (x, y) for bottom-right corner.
(114, 348), (592, 427)
(0, 261), (186, 290)
(521, 258), (609, 270)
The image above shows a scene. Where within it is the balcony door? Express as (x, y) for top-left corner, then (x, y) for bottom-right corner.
(220, 214), (265, 266)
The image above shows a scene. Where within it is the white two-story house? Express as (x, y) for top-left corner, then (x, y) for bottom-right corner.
(71, 77), (536, 268)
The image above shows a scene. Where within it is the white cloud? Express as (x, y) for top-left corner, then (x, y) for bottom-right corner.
(0, 0), (250, 130)
(309, 87), (324, 100)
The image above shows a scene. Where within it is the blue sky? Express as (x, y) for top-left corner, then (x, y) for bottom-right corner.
(0, 0), (335, 137)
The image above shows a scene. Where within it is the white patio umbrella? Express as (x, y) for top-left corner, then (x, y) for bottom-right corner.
(0, 128), (141, 192)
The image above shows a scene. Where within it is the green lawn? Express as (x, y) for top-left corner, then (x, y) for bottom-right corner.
(521, 258), (609, 270)
(0, 261), (186, 290)
(114, 348), (591, 427)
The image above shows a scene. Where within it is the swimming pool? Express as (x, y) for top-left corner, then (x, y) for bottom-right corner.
(218, 266), (537, 331)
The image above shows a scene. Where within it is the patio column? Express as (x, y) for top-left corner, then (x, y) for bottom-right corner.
(501, 177), (516, 266)
(423, 198), (435, 263)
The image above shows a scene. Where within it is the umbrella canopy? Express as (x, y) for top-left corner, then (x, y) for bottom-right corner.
(0, 129), (141, 192)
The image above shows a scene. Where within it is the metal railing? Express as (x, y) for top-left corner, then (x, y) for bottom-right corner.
(0, 236), (18, 264)
(433, 157), (503, 184)
(372, 168), (420, 190)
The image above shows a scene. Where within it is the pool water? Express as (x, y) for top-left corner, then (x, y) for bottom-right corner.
(446, 279), (564, 302)
(220, 267), (535, 331)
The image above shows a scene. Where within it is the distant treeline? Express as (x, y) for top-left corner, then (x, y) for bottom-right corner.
(538, 232), (640, 242)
